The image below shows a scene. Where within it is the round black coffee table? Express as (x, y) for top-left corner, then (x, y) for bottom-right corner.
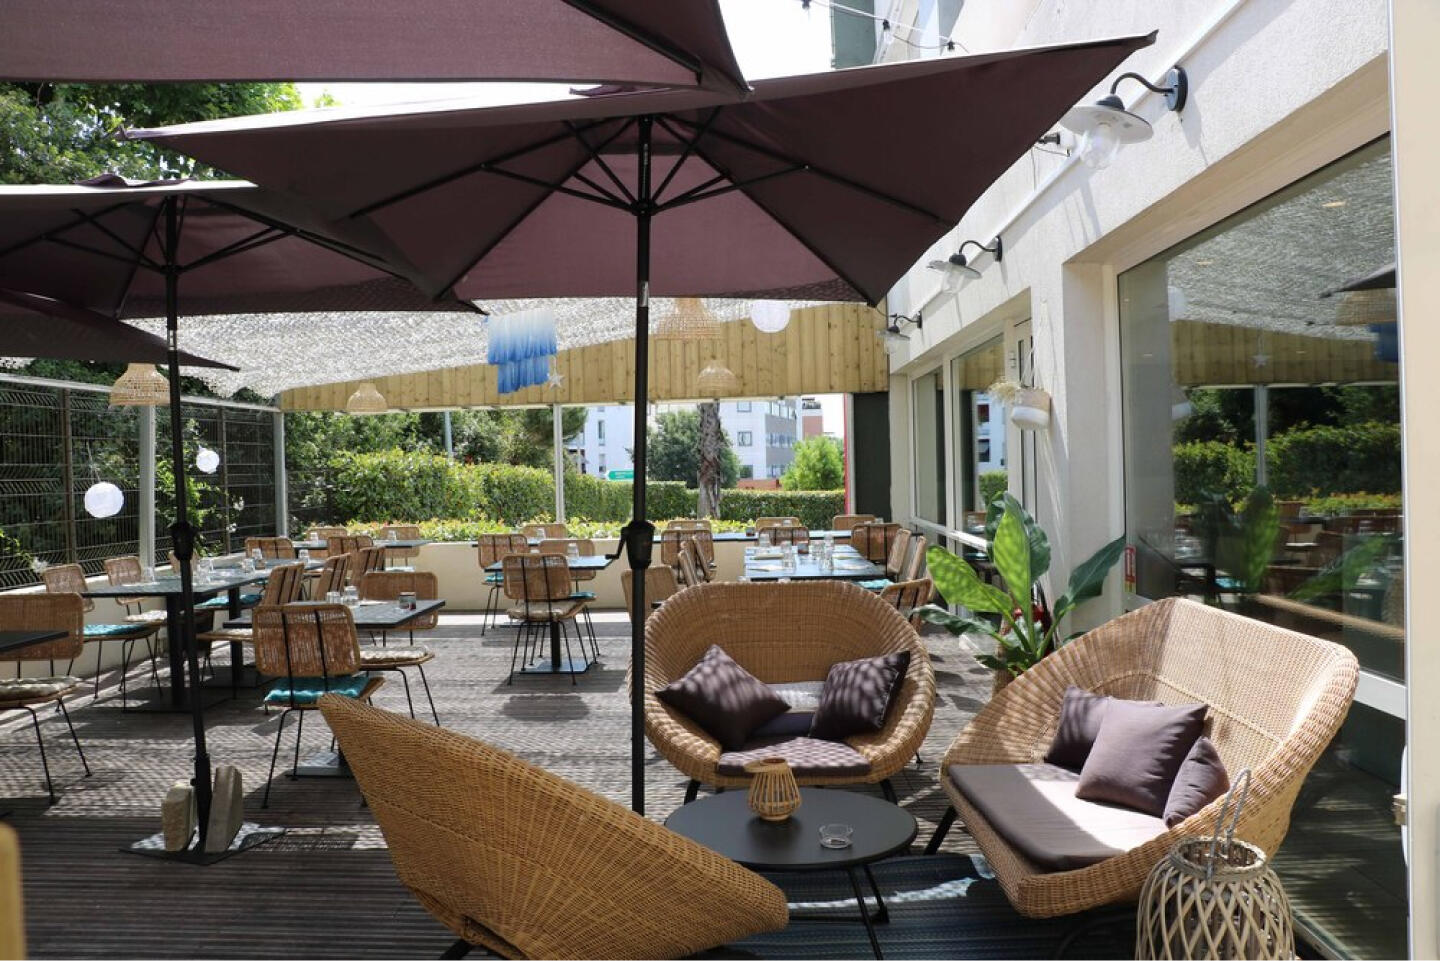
(666, 788), (916, 958)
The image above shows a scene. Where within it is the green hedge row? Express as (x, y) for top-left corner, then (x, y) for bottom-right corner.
(1173, 421), (1401, 504)
(716, 490), (846, 529)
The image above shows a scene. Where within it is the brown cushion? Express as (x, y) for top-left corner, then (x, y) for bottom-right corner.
(655, 645), (789, 751)
(1163, 736), (1230, 827)
(809, 650), (911, 741)
(1075, 700), (1208, 816)
(717, 736), (871, 777)
(950, 763), (1168, 871)
(1044, 686), (1160, 770)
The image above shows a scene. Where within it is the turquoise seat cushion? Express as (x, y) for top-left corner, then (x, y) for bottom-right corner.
(569, 591), (596, 601)
(263, 674), (370, 706)
(196, 592), (263, 611)
(84, 622), (146, 638)
(485, 572), (504, 584)
(857, 578), (892, 592)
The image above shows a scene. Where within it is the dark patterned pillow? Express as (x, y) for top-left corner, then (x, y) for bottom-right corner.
(810, 650), (911, 741)
(654, 645), (789, 750)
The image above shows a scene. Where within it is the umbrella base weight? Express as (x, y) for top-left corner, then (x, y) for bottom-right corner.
(124, 822), (285, 865)
(516, 658), (592, 676)
(289, 750), (352, 778)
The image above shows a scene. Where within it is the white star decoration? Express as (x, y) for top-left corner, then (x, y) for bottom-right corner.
(546, 370), (566, 389)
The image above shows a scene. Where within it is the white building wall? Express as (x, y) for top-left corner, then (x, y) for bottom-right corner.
(580, 400), (800, 480)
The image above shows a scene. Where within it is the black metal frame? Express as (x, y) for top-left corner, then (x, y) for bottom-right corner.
(4, 696), (90, 805)
(502, 554), (590, 686)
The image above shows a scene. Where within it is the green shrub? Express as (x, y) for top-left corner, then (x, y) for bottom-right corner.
(1172, 441), (1255, 505)
(1301, 491), (1404, 516)
(1267, 421), (1401, 497)
(979, 470), (1008, 506)
(716, 490), (845, 529)
(470, 462), (552, 524)
(327, 450), (459, 522)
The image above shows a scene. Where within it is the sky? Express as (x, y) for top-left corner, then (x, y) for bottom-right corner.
(297, 0), (846, 436)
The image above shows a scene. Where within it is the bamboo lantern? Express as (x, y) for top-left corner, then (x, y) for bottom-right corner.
(744, 757), (801, 822)
(109, 363), (170, 407)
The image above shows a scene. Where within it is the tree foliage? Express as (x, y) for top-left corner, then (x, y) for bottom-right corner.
(646, 409), (739, 488)
(780, 435), (843, 491)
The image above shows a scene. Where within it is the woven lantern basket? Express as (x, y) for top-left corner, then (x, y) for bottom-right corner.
(745, 757), (801, 822)
(1136, 772), (1295, 960)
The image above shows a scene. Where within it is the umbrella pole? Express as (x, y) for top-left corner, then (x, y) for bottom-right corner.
(162, 197), (214, 850)
(627, 115), (657, 815)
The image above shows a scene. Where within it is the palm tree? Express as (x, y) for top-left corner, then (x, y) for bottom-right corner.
(697, 402), (722, 518)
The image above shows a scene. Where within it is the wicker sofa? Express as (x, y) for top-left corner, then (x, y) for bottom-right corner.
(928, 596), (1358, 918)
(319, 695), (787, 960)
(640, 581), (935, 801)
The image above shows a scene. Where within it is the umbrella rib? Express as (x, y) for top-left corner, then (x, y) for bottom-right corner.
(564, 119), (636, 205)
(651, 108), (722, 204)
(178, 226), (288, 274)
(42, 234), (158, 272)
(198, 195), (393, 266)
(482, 166), (630, 210)
(669, 116), (952, 227)
(571, 169), (630, 208)
(656, 164), (807, 212)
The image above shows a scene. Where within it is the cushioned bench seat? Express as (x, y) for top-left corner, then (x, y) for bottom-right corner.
(718, 736), (871, 778)
(948, 763), (1167, 872)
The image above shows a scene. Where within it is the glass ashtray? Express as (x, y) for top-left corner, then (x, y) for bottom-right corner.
(819, 823), (853, 849)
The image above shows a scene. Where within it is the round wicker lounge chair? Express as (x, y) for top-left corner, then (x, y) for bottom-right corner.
(318, 695), (788, 960)
(639, 581), (935, 799)
(927, 596), (1358, 918)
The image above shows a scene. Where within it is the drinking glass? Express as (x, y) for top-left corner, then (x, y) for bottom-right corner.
(566, 543), (581, 562)
(758, 531), (772, 550)
(325, 590), (342, 605)
(251, 548), (265, 569)
(241, 558), (255, 574)
(387, 529), (399, 541)
(298, 548), (311, 563)
(342, 586), (359, 607)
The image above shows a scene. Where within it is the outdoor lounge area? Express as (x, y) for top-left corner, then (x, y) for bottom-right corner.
(1, 0), (1436, 959)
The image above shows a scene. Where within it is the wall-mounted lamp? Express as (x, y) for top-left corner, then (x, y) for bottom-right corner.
(879, 311), (922, 354)
(1060, 66), (1188, 170)
(927, 237), (1003, 293)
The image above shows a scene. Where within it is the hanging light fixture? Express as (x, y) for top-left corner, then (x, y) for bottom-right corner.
(1060, 66), (1188, 170)
(1333, 288), (1396, 326)
(195, 447), (221, 474)
(83, 481), (125, 518)
(345, 381), (389, 414)
(696, 360), (739, 396)
(928, 237), (1003, 293)
(109, 363), (169, 407)
(750, 301), (792, 334)
(653, 297), (722, 341)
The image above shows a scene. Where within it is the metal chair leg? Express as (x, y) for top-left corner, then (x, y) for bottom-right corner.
(923, 806), (957, 854)
(263, 709), (292, 808)
(684, 779), (701, 804)
(416, 663), (440, 726)
(561, 620), (578, 685)
(880, 778), (897, 804)
(507, 623), (526, 684)
(292, 709), (305, 780)
(395, 667), (416, 719)
(56, 698), (89, 777)
(23, 706), (56, 804)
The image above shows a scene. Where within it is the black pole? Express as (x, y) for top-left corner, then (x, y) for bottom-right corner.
(628, 115), (656, 815)
(163, 196), (213, 849)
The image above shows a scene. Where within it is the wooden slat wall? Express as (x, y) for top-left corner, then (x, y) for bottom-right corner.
(1171, 319), (1397, 386)
(280, 303), (889, 411)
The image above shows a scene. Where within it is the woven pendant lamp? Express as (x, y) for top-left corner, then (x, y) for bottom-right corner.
(345, 381), (389, 414)
(696, 360), (739, 396)
(1333, 288), (1395, 326)
(653, 297), (721, 341)
(109, 363), (170, 407)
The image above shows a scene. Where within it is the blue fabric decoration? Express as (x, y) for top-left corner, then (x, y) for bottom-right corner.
(488, 308), (557, 395)
(263, 674), (370, 706)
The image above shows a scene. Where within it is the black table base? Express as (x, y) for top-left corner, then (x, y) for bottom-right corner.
(290, 749), (352, 779)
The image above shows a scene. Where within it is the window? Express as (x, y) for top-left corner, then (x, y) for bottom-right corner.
(1119, 138), (1402, 959)
(737, 431), (752, 446)
(950, 338), (1005, 527)
(598, 461), (606, 476)
(739, 464), (754, 479)
(597, 420), (605, 442)
(737, 401), (752, 412)
(911, 369), (946, 525)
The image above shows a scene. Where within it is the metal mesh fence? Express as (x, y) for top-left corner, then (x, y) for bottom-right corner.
(0, 381), (277, 589)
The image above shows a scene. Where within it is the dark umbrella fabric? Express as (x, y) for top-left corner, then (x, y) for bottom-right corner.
(0, 0), (747, 93)
(0, 178), (464, 857)
(133, 32), (1156, 813)
(0, 289), (235, 368)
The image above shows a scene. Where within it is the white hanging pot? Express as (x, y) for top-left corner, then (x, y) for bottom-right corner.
(1009, 388), (1051, 431)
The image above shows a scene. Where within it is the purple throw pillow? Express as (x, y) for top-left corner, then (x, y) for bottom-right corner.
(1075, 699), (1208, 817)
(1163, 736), (1230, 827)
(654, 645), (789, 750)
(810, 650), (911, 741)
(1044, 687), (1112, 770)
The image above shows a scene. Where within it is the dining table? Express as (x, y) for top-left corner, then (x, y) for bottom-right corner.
(223, 598), (446, 632)
(0, 629), (67, 655)
(485, 553), (615, 675)
(742, 544), (885, 582)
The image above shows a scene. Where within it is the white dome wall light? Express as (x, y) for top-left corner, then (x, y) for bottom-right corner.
(928, 236), (1003, 293)
(1060, 66), (1188, 171)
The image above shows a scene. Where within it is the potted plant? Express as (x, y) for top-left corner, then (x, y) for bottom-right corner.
(919, 494), (1125, 688)
(988, 379), (1051, 431)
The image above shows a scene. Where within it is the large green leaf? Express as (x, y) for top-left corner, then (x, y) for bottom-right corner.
(984, 493), (1050, 578)
(916, 605), (1000, 639)
(925, 546), (1011, 613)
(1290, 534), (1396, 603)
(1054, 534), (1127, 620)
(991, 507), (1032, 603)
(1239, 488), (1280, 592)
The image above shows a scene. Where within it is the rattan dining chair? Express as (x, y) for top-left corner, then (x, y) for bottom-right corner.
(0, 823), (22, 959)
(766, 526), (810, 549)
(251, 603), (384, 807)
(622, 566), (680, 624)
(244, 536), (297, 560)
(352, 546), (387, 584)
(306, 526), (349, 559)
(902, 534), (927, 581)
(101, 554), (167, 699)
(477, 534), (528, 636)
(539, 538), (600, 658)
(502, 554), (589, 685)
(317, 694), (789, 960)
(879, 577), (933, 629)
(520, 522), (568, 541)
(378, 524), (422, 570)
(42, 563), (156, 701)
(196, 562), (307, 667)
(667, 519), (712, 533)
(754, 516), (802, 532)
(852, 522), (901, 563)
(356, 571), (441, 725)
(884, 528), (912, 580)
(0, 593), (91, 804)
(831, 513), (875, 533)
(313, 554), (351, 598)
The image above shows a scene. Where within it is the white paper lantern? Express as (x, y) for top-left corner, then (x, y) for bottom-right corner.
(750, 301), (792, 334)
(196, 447), (221, 474)
(84, 482), (125, 518)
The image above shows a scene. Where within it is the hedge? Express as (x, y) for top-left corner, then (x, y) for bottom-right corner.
(1173, 440), (1256, 505)
(1266, 421), (1401, 497)
(979, 470), (1008, 506)
(716, 489), (845, 529)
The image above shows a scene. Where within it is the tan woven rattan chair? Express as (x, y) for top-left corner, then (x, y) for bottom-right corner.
(313, 554), (351, 598)
(251, 603), (384, 807)
(318, 695), (788, 959)
(351, 546), (387, 584)
(926, 596), (1359, 918)
(767, 526), (810, 549)
(244, 536), (296, 560)
(477, 534), (528, 635)
(0, 593), (91, 803)
(539, 539), (600, 657)
(667, 519), (712, 533)
(852, 522), (901, 563)
(101, 554), (166, 698)
(641, 581), (935, 799)
(0, 823), (22, 959)
(42, 563), (155, 701)
(754, 516), (802, 532)
(675, 542), (703, 588)
(622, 566), (680, 624)
(662, 528), (715, 572)
(196, 562), (306, 663)
(520, 522), (567, 541)
(883, 528), (912, 580)
(306, 526), (349, 559)
(357, 571), (441, 723)
(879, 577), (932, 629)
(502, 554), (589, 684)
(378, 524), (422, 569)
(901, 534), (927, 581)
(832, 513), (875, 533)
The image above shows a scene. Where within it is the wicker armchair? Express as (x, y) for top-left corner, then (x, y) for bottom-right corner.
(640, 581), (935, 797)
(928, 596), (1358, 918)
(0, 593), (90, 803)
(0, 823), (21, 959)
(318, 695), (788, 960)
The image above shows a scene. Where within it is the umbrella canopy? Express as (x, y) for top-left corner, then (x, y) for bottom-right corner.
(0, 289), (235, 368)
(134, 32), (1156, 814)
(129, 34), (1156, 307)
(0, 0), (746, 93)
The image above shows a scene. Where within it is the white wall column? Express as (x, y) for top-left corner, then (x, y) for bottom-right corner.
(552, 403), (566, 523)
(1393, 0), (1439, 953)
(273, 411), (288, 537)
(138, 405), (156, 564)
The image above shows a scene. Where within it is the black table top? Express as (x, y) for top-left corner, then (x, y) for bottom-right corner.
(484, 554), (615, 573)
(665, 789), (916, 871)
(285, 538), (430, 550)
(744, 552), (883, 582)
(224, 598), (445, 630)
(0, 629), (67, 654)
(80, 560), (323, 598)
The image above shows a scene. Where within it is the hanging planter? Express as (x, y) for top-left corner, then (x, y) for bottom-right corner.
(989, 379), (1051, 431)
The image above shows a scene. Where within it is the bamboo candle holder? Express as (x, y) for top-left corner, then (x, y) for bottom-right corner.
(745, 757), (801, 822)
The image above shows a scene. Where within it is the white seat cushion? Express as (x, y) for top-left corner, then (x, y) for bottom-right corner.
(0, 676), (81, 705)
(768, 680), (824, 713)
(949, 763), (1168, 872)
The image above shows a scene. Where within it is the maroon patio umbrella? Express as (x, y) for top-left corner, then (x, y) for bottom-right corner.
(0, 177), (464, 859)
(0, 0), (747, 93)
(133, 32), (1157, 812)
(0, 289), (235, 368)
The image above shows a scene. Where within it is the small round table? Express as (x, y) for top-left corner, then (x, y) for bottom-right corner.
(666, 788), (916, 958)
